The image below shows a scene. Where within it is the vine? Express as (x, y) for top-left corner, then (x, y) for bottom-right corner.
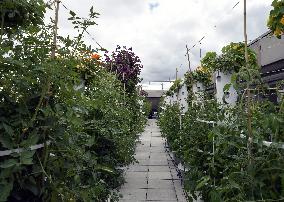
(268, 0), (284, 38)
(166, 79), (182, 97)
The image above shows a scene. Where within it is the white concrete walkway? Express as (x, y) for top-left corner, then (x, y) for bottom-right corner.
(119, 119), (188, 202)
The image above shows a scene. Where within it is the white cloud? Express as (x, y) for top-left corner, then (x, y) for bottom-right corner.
(47, 0), (273, 83)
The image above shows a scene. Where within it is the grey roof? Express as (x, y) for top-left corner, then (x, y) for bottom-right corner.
(145, 90), (165, 98)
(248, 31), (273, 47)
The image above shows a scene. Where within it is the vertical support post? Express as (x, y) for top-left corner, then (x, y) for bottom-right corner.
(244, 0), (249, 66)
(186, 45), (192, 72)
(51, 0), (60, 59)
(176, 67), (178, 80)
(213, 122), (215, 187)
(123, 72), (126, 103)
(243, 0), (253, 163)
(176, 67), (182, 130)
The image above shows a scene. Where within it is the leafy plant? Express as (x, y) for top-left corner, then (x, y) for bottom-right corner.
(159, 39), (284, 201)
(166, 79), (182, 97)
(191, 66), (212, 86)
(0, 0), (46, 35)
(204, 42), (258, 73)
(201, 52), (217, 72)
(103, 46), (143, 94)
(268, 0), (284, 38)
(0, 3), (148, 202)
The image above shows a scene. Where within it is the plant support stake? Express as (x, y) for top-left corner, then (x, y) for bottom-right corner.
(243, 0), (253, 164)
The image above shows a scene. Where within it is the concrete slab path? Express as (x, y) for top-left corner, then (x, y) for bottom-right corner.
(119, 119), (188, 202)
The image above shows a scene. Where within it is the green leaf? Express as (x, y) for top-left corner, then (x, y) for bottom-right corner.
(196, 176), (210, 190)
(209, 190), (222, 202)
(69, 10), (76, 17)
(3, 123), (14, 136)
(20, 130), (39, 148)
(0, 159), (18, 168)
(20, 151), (35, 165)
(0, 134), (13, 149)
(223, 83), (231, 92)
(0, 181), (13, 202)
(94, 165), (115, 174)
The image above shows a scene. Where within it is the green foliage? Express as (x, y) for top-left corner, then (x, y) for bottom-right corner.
(173, 41), (283, 200)
(159, 92), (284, 201)
(204, 42), (259, 73)
(158, 103), (181, 152)
(192, 66), (212, 86)
(268, 0), (284, 38)
(0, 0), (46, 35)
(0, 4), (147, 202)
(201, 52), (217, 72)
(166, 79), (182, 96)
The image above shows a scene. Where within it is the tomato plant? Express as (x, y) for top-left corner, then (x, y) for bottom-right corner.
(0, 2), (148, 202)
(159, 40), (284, 201)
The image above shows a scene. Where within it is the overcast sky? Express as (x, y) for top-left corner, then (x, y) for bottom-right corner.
(50, 0), (272, 90)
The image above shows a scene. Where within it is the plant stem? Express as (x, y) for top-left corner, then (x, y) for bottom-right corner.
(243, 0), (253, 163)
(29, 0), (60, 126)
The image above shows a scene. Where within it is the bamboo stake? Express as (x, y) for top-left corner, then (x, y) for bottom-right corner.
(244, 1), (254, 198)
(243, 0), (253, 165)
(185, 45), (192, 72)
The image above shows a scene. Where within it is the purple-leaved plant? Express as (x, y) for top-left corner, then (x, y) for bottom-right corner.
(104, 46), (143, 93)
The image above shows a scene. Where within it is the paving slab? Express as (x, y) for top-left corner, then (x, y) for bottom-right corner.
(148, 171), (172, 180)
(120, 189), (147, 200)
(147, 179), (175, 189)
(148, 165), (170, 172)
(127, 165), (148, 172)
(119, 119), (190, 202)
(147, 189), (177, 201)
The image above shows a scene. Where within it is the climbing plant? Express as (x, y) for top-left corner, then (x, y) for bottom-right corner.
(268, 0), (284, 38)
(166, 79), (182, 97)
(191, 66), (212, 86)
(203, 42), (258, 73)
